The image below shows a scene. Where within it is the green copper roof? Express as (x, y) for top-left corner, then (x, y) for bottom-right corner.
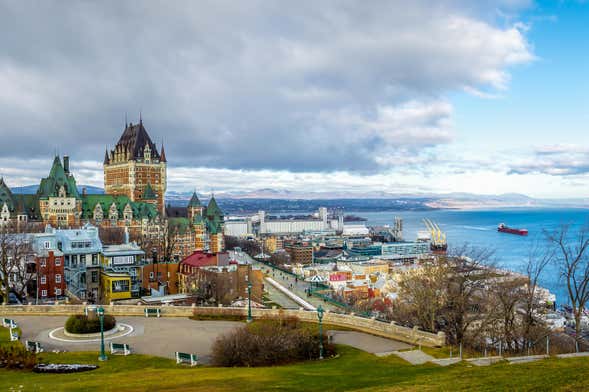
(188, 192), (201, 207)
(0, 178), (15, 211)
(205, 196), (222, 219)
(168, 217), (191, 234)
(141, 183), (157, 200)
(81, 194), (158, 220)
(37, 156), (80, 199)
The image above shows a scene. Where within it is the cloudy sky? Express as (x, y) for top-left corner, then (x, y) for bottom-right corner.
(0, 0), (587, 198)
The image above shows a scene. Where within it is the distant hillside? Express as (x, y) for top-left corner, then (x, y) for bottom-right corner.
(12, 185), (104, 195)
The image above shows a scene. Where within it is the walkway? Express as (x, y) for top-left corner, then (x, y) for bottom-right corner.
(329, 330), (411, 354)
(231, 250), (341, 312)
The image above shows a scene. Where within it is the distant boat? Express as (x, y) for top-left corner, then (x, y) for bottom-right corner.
(498, 223), (528, 236)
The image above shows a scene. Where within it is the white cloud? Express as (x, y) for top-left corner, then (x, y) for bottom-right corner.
(0, 0), (534, 173)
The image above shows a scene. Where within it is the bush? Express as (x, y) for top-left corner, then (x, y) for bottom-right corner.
(65, 315), (116, 334)
(0, 345), (37, 370)
(211, 317), (336, 367)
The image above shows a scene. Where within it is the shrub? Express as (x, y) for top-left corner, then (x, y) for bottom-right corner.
(0, 345), (37, 370)
(65, 315), (116, 334)
(211, 317), (336, 367)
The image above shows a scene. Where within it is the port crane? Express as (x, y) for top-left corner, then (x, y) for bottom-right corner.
(422, 218), (448, 252)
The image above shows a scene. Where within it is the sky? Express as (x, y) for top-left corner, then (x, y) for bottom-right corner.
(0, 0), (587, 198)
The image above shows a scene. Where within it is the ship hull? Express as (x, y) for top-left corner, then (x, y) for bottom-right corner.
(498, 227), (528, 236)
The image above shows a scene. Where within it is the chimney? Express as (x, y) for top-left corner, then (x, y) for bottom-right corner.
(63, 155), (70, 173)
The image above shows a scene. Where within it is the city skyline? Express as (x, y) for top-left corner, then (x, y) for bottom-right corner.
(0, 1), (588, 198)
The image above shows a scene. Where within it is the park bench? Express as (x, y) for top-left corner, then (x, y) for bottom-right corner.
(25, 340), (43, 353)
(110, 342), (131, 355)
(9, 328), (19, 342)
(84, 306), (97, 316)
(175, 352), (198, 366)
(144, 307), (161, 318)
(2, 318), (17, 328)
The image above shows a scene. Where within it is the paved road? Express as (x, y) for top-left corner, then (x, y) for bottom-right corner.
(329, 331), (412, 354)
(12, 316), (242, 363)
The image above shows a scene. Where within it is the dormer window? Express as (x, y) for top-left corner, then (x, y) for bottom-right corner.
(144, 145), (151, 163)
(109, 203), (118, 220)
(58, 185), (66, 198)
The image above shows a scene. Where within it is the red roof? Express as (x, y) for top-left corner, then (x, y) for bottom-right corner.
(180, 251), (220, 268)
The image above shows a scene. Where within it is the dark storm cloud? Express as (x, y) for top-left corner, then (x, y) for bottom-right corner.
(0, 0), (532, 174)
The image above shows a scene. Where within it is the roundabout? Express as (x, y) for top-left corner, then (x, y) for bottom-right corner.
(9, 315), (243, 362)
(48, 323), (134, 343)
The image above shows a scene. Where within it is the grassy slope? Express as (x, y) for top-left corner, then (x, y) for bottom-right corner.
(1, 327), (588, 391)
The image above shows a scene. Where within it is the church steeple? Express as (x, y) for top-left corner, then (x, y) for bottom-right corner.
(104, 147), (110, 165)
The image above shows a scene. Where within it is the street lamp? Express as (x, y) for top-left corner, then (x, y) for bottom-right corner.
(247, 281), (253, 323)
(97, 306), (108, 361)
(317, 305), (324, 360)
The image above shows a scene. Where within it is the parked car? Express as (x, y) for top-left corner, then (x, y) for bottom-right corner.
(0, 291), (23, 305)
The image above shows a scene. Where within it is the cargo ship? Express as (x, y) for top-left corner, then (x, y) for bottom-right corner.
(497, 223), (528, 236)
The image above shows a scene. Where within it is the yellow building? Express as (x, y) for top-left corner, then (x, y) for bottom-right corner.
(263, 236), (283, 253)
(349, 261), (389, 276)
(100, 272), (132, 303)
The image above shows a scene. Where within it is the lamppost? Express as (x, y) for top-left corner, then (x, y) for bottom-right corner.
(97, 306), (108, 361)
(317, 305), (324, 360)
(247, 281), (253, 323)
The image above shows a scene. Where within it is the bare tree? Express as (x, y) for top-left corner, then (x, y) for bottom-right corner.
(487, 276), (527, 351)
(521, 239), (554, 349)
(137, 220), (180, 263)
(440, 245), (496, 346)
(0, 222), (35, 303)
(547, 223), (589, 342)
(98, 226), (125, 245)
(397, 261), (448, 332)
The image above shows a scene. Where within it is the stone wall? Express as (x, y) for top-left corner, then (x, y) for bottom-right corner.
(0, 304), (445, 347)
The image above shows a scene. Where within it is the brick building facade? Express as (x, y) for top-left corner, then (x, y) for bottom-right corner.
(35, 249), (67, 302)
(103, 119), (167, 215)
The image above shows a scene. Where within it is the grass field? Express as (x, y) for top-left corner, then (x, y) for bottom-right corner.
(2, 326), (589, 391)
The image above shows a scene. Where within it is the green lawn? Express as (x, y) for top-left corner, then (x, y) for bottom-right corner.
(2, 327), (588, 391)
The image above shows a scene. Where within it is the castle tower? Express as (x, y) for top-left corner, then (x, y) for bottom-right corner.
(187, 191), (203, 220)
(205, 195), (224, 253)
(104, 119), (167, 215)
(187, 192), (206, 251)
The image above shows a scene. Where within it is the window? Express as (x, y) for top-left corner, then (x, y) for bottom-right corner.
(149, 272), (154, 279)
(112, 280), (130, 293)
(55, 288), (61, 296)
(41, 290), (47, 297)
(91, 271), (98, 283)
(55, 274), (61, 283)
(40, 275), (46, 284)
(55, 258), (61, 266)
(40, 259), (47, 268)
(92, 254), (98, 265)
(80, 254), (86, 264)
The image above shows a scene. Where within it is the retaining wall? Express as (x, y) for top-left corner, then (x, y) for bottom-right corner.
(0, 304), (445, 347)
